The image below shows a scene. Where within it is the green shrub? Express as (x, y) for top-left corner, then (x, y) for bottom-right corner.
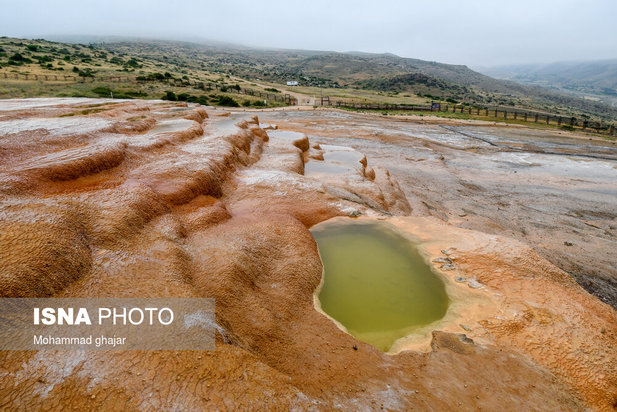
(264, 87), (280, 93)
(25, 44), (39, 52)
(125, 90), (148, 98)
(92, 87), (112, 97)
(126, 58), (140, 68)
(163, 91), (177, 101)
(216, 95), (239, 107)
(73, 67), (94, 77)
(34, 55), (53, 63)
(9, 53), (31, 64)
(242, 100), (252, 107)
(136, 72), (166, 81)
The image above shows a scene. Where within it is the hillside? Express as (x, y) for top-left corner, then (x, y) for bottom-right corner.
(0, 37), (288, 108)
(480, 59), (617, 107)
(1, 36), (617, 121)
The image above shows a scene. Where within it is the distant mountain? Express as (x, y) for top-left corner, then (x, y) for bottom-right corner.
(478, 60), (617, 107)
(92, 39), (617, 119)
(3, 34), (617, 120)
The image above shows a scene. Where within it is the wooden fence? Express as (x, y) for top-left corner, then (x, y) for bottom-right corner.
(320, 99), (617, 137)
(0, 72), (297, 105)
(0, 72), (113, 82)
(1, 70), (612, 133)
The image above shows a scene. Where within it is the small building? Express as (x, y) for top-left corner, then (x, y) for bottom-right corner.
(286, 81), (299, 86)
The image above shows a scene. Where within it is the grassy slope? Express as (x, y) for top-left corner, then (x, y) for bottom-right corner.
(0, 36), (616, 123)
(0, 37), (285, 108)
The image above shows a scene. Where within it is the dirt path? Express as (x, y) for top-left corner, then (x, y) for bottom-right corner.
(230, 75), (315, 105)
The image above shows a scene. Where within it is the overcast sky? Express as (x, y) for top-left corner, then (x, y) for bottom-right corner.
(2, 0), (616, 67)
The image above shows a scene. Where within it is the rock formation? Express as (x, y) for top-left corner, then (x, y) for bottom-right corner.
(0, 98), (614, 410)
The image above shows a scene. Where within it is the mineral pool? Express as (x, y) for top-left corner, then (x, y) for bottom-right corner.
(312, 220), (449, 352)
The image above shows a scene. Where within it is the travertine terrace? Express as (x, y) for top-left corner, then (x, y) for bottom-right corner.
(0, 99), (615, 410)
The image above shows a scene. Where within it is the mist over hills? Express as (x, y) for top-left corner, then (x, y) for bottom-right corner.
(3, 35), (617, 120)
(479, 59), (617, 107)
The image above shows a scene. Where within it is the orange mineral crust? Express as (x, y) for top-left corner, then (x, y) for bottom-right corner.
(0, 98), (615, 411)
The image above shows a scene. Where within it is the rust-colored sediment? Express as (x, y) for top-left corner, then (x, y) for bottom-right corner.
(0, 99), (615, 410)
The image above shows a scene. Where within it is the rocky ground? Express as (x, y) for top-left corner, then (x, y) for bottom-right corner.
(261, 109), (617, 308)
(0, 99), (615, 410)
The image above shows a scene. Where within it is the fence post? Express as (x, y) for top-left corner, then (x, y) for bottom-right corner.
(610, 125), (615, 135)
(524, 113), (527, 121)
(504, 111), (507, 119)
(514, 112), (517, 120)
(494, 109), (498, 117)
(546, 116), (550, 125)
(558, 117), (562, 126)
(534, 114), (539, 123)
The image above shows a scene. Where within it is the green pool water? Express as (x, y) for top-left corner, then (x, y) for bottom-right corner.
(312, 220), (449, 352)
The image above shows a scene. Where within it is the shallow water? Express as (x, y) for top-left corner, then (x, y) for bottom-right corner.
(305, 161), (355, 176)
(268, 130), (305, 141)
(323, 150), (365, 164)
(312, 220), (449, 352)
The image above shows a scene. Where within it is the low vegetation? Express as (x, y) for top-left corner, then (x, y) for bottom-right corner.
(0, 36), (616, 121)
